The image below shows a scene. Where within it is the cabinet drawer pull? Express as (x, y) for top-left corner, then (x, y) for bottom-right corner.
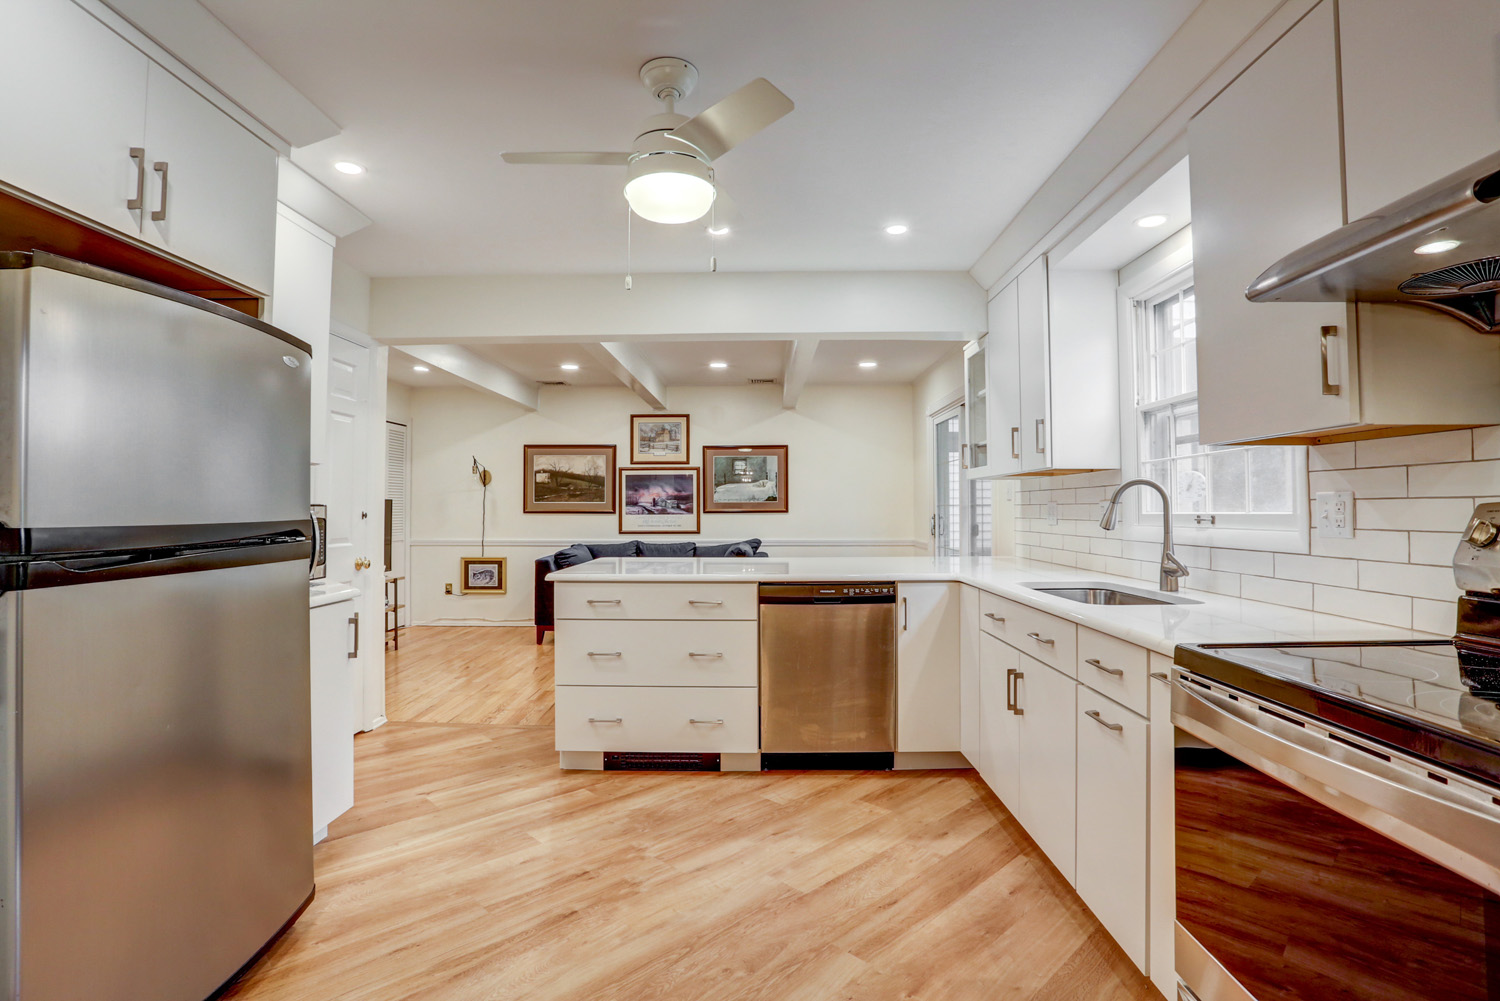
(151, 161), (169, 222)
(984, 612), (1005, 623)
(1320, 325), (1340, 396)
(688, 652), (723, 659)
(587, 717), (623, 724)
(1085, 709), (1123, 732)
(1011, 426), (1021, 459)
(1150, 671), (1172, 685)
(1085, 658), (1123, 677)
(587, 651), (622, 658)
(1026, 631), (1054, 646)
(1011, 670), (1025, 715)
(127, 147), (146, 210)
(689, 599), (724, 606)
(688, 718), (725, 725)
(1005, 667), (1016, 712)
(586, 599), (622, 605)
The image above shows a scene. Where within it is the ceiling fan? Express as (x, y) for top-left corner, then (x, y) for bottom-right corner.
(502, 57), (793, 226)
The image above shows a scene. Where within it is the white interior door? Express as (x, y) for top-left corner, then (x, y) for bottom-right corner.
(326, 334), (375, 731)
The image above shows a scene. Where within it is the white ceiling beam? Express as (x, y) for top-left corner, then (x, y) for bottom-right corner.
(586, 342), (669, 410)
(781, 339), (819, 410)
(395, 345), (538, 410)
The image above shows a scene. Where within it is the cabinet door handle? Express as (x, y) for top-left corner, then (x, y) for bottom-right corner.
(151, 161), (169, 222)
(1085, 709), (1123, 732)
(1010, 427), (1021, 459)
(588, 717), (623, 724)
(688, 718), (725, 725)
(587, 651), (623, 658)
(1085, 657), (1124, 677)
(1005, 667), (1016, 712)
(587, 599), (622, 605)
(689, 599), (724, 607)
(1034, 418), (1046, 454)
(1320, 325), (1340, 396)
(347, 613), (359, 659)
(1150, 671), (1172, 685)
(688, 652), (723, 659)
(127, 147), (146, 210)
(1026, 631), (1054, 646)
(984, 612), (1005, 623)
(1011, 670), (1025, 715)
(902, 597), (909, 631)
(961, 443), (968, 469)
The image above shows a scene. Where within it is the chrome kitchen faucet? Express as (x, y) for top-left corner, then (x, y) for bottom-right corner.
(1099, 478), (1189, 592)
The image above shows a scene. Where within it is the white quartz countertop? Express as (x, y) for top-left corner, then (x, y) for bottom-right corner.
(309, 582), (361, 608)
(548, 555), (1444, 657)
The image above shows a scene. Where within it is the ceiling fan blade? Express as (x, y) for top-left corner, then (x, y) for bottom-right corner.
(500, 152), (630, 166)
(668, 78), (793, 161)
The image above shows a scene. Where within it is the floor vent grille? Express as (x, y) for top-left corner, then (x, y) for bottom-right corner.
(603, 752), (720, 772)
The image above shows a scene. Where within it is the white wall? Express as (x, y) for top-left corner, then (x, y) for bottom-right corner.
(386, 381), (412, 425)
(407, 382), (918, 626)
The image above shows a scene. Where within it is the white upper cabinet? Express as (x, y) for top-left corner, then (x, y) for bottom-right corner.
(139, 63), (279, 295)
(1189, 0), (1356, 444)
(0, 0), (277, 295)
(1340, 0), (1500, 220)
(1017, 258), (1052, 472)
(985, 279), (1023, 476)
(0, 0), (149, 237)
(963, 339), (993, 476)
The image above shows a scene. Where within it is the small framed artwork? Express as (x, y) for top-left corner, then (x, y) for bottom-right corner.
(630, 413), (691, 464)
(619, 466), (700, 534)
(702, 445), (789, 514)
(459, 556), (507, 594)
(522, 444), (617, 513)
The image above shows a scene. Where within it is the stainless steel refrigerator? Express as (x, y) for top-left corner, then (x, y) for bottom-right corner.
(0, 252), (316, 1000)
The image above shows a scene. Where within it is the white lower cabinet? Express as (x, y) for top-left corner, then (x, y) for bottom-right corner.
(1013, 656), (1077, 884)
(896, 582), (961, 752)
(977, 632), (1020, 806)
(555, 686), (759, 753)
(1148, 652), (1177, 1000)
(556, 619), (759, 687)
(309, 598), (356, 841)
(1075, 688), (1149, 969)
(959, 585), (981, 765)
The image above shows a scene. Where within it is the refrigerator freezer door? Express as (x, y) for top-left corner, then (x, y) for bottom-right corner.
(7, 263), (309, 529)
(14, 559), (312, 1001)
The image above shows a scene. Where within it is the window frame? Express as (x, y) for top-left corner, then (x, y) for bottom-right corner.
(1114, 232), (1309, 554)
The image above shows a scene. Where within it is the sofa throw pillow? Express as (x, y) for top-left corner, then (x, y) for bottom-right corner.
(724, 542), (756, 557)
(638, 541), (696, 557)
(553, 543), (594, 568)
(586, 541), (639, 558)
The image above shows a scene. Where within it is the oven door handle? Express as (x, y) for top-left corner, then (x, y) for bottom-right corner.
(1173, 676), (1500, 896)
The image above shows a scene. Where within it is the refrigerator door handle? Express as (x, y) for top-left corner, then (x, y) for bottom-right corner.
(19, 537), (309, 590)
(309, 506), (324, 578)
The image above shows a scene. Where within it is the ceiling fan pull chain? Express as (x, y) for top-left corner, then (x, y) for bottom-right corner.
(625, 204), (633, 291)
(709, 169), (718, 274)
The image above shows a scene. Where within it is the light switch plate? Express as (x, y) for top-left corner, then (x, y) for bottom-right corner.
(1315, 490), (1354, 539)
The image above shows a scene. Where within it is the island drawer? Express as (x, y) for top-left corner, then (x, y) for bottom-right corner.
(555, 686), (759, 753)
(555, 582), (757, 621)
(978, 592), (1077, 677)
(1076, 626), (1149, 716)
(556, 620), (758, 687)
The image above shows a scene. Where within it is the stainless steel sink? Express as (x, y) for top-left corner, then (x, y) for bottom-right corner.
(1022, 582), (1202, 606)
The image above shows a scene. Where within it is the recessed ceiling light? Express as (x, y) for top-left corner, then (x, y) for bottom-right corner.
(334, 161), (365, 175)
(412, 365), (429, 372)
(1135, 214), (1168, 228)
(560, 363), (580, 371)
(709, 361), (729, 369)
(707, 225), (730, 236)
(1415, 239), (1461, 255)
(859, 360), (878, 369)
(884, 224), (909, 236)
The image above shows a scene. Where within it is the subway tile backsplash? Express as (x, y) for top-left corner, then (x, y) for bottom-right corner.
(1011, 427), (1500, 635)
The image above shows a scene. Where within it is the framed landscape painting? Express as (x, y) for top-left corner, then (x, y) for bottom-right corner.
(619, 467), (700, 534)
(702, 445), (788, 514)
(522, 444), (616, 513)
(630, 413), (691, 464)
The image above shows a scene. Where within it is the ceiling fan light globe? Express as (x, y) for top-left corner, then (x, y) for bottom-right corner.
(624, 152), (716, 224)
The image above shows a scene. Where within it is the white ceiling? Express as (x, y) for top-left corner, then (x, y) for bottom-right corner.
(386, 339), (960, 390)
(199, 0), (1200, 277)
(1056, 157), (1192, 271)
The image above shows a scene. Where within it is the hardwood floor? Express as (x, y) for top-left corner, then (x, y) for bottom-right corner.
(225, 626), (1160, 1001)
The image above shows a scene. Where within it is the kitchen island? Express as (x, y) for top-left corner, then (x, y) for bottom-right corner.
(547, 554), (1441, 994)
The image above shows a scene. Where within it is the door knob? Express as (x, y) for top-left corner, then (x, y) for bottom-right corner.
(355, 557), (371, 571)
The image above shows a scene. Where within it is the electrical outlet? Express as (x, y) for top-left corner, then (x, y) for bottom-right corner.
(1314, 490), (1354, 539)
(1046, 501), (1059, 526)
(445, 583), (454, 595)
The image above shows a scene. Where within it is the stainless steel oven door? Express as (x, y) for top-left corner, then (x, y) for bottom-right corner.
(1172, 671), (1500, 1001)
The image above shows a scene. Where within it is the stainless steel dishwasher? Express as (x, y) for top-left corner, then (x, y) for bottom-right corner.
(759, 582), (897, 769)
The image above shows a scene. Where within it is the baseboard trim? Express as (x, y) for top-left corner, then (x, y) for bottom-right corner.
(559, 751), (604, 771)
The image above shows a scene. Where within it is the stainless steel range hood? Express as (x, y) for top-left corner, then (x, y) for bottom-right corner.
(1248, 150), (1500, 332)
